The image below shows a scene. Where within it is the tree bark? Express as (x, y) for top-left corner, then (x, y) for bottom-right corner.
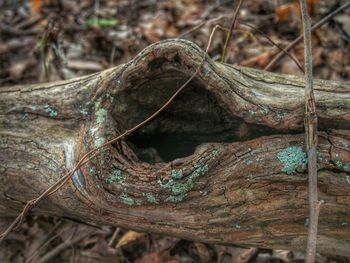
(1, 39), (350, 256)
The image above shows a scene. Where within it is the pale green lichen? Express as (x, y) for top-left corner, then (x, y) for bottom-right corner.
(119, 194), (135, 205)
(159, 163), (209, 198)
(94, 99), (101, 109)
(276, 111), (287, 121)
(246, 159), (253, 165)
(22, 112), (29, 120)
(31, 105), (37, 111)
(171, 169), (183, 179)
(106, 169), (125, 185)
(44, 104), (58, 118)
(95, 137), (105, 147)
(144, 192), (158, 204)
(158, 149), (218, 203)
(277, 146), (307, 175)
(259, 105), (270, 114)
(96, 108), (107, 124)
(202, 68), (210, 77)
(333, 159), (350, 172)
(166, 194), (186, 203)
(249, 110), (257, 116)
(211, 149), (220, 159)
(90, 167), (97, 175)
(80, 109), (88, 115)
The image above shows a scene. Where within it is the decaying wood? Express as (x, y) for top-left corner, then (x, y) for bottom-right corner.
(1, 39), (350, 255)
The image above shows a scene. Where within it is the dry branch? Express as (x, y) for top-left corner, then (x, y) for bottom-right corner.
(298, 0), (321, 261)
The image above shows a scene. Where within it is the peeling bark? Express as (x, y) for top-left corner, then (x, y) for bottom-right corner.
(1, 39), (350, 255)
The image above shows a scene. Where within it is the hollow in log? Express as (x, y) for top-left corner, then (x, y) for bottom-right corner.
(1, 39), (350, 255)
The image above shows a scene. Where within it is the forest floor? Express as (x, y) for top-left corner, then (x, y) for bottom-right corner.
(0, 0), (350, 262)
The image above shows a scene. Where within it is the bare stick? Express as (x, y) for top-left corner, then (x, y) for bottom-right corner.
(0, 25), (221, 242)
(239, 21), (304, 72)
(220, 0), (243, 63)
(178, 0), (235, 38)
(265, 2), (350, 71)
(299, 1), (321, 262)
(38, 228), (96, 263)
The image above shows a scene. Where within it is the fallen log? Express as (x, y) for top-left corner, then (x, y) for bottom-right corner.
(1, 39), (350, 255)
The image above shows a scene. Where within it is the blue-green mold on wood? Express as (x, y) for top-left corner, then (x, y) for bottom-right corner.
(158, 149), (219, 203)
(170, 169), (183, 179)
(333, 159), (350, 173)
(159, 163), (209, 196)
(106, 169), (125, 185)
(44, 104), (58, 118)
(119, 194), (135, 205)
(277, 146), (307, 175)
(94, 137), (105, 147)
(96, 108), (107, 124)
(144, 192), (158, 204)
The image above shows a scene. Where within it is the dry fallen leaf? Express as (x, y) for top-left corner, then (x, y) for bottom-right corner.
(116, 230), (146, 248)
(31, 0), (44, 15)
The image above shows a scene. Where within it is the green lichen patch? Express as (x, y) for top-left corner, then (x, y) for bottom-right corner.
(158, 149), (218, 203)
(90, 167), (97, 175)
(171, 169), (183, 179)
(249, 110), (257, 116)
(94, 99), (101, 109)
(31, 105), (37, 111)
(165, 194), (186, 203)
(80, 109), (88, 115)
(96, 108), (107, 124)
(90, 127), (98, 135)
(22, 112), (29, 120)
(275, 111), (287, 121)
(246, 159), (253, 165)
(119, 194), (135, 206)
(211, 149), (220, 159)
(159, 163), (209, 199)
(144, 192), (158, 204)
(277, 146), (307, 175)
(95, 137), (105, 147)
(44, 104), (58, 118)
(333, 159), (350, 172)
(106, 169), (125, 185)
(259, 105), (270, 114)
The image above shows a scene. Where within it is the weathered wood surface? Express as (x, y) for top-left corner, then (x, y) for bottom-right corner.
(1, 39), (350, 255)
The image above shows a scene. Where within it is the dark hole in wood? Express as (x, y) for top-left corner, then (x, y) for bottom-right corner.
(113, 70), (282, 164)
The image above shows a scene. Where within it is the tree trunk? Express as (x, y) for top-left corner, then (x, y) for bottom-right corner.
(1, 39), (350, 256)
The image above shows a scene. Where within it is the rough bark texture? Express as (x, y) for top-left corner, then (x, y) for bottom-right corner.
(1, 39), (350, 255)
